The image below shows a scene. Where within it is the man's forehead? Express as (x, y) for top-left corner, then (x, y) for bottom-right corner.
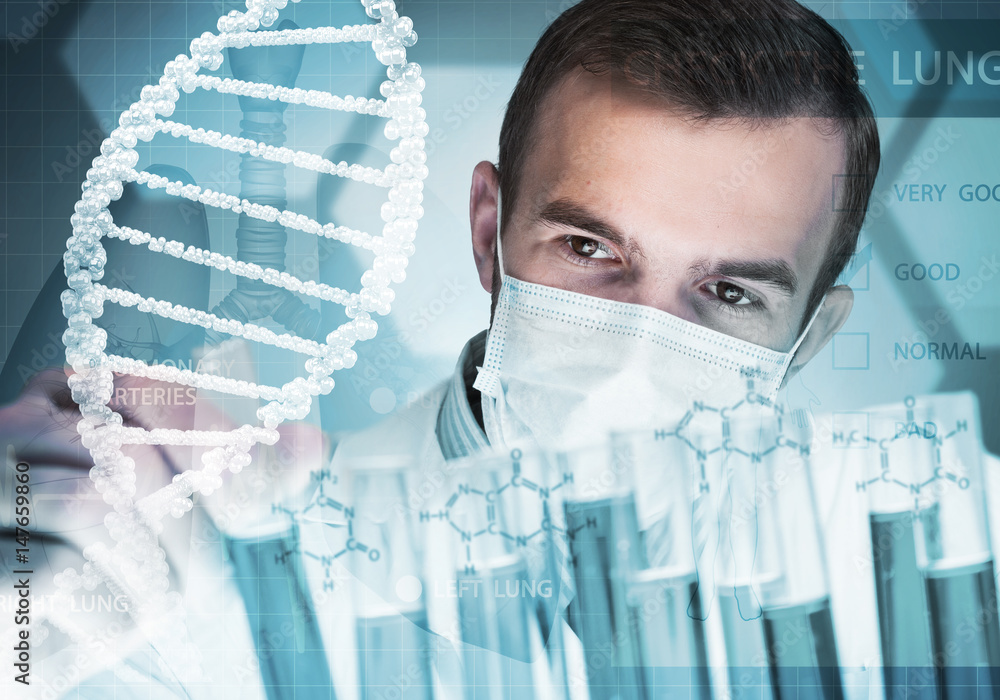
(530, 80), (841, 216)
(519, 69), (846, 289)
(535, 69), (844, 165)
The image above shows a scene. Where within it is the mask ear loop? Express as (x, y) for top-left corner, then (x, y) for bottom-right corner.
(474, 189), (507, 399)
(495, 190), (506, 280)
(782, 294), (828, 373)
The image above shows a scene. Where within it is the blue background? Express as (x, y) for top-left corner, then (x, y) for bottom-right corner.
(1, 0), (999, 448)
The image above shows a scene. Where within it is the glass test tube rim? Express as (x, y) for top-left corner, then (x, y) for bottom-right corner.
(556, 441), (636, 502)
(718, 572), (782, 591)
(921, 552), (995, 577)
(563, 493), (637, 511)
(342, 453), (419, 473)
(225, 519), (298, 541)
(446, 446), (557, 485)
(345, 456), (417, 522)
(759, 594), (832, 617)
(863, 390), (981, 422)
(630, 563), (699, 586)
(355, 597), (429, 621)
(457, 552), (527, 577)
(446, 453), (522, 481)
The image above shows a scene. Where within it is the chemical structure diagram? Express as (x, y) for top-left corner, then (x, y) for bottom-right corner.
(266, 469), (383, 594)
(846, 395), (973, 505)
(263, 372), (835, 592)
(657, 375), (812, 496)
(416, 450), (574, 575)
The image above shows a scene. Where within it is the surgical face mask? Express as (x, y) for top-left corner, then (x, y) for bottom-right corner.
(474, 194), (824, 454)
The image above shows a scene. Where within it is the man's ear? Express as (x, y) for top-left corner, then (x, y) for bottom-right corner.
(470, 161), (500, 293)
(782, 285), (854, 384)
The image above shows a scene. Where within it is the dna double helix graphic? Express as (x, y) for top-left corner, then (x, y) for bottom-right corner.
(46, 0), (427, 683)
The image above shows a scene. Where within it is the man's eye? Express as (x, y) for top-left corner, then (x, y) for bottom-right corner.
(569, 235), (614, 259)
(709, 281), (754, 305)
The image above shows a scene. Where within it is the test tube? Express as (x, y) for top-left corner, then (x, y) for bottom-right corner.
(346, 459), (434, 700)
(912, 393), (1000, 693)
(706, 418), (777, 700)
(226, 521), (335, 700)
(722, 410), (842, 700)
(611, 430), (713, 700)
(443, 450), (550, 700)
(558, 441), (645, 700)
(863, 399), (937, 698)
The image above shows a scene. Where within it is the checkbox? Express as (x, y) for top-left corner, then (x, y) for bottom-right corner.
(832, 332), (869, 370)
(832, 411), (870, 448)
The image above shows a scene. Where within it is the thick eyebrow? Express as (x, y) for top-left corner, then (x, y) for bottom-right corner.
(537, 198), (644, 260)
(690, 258), (798, 296)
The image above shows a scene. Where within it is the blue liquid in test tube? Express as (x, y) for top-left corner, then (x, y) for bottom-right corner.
(456, 556), (537, 700)
(227, 525), (335, 700)
(564, 495), (644, 700)
(357, 608), (434, 700)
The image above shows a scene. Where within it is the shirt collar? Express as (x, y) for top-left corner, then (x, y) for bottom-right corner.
(436, 330), (490, 461)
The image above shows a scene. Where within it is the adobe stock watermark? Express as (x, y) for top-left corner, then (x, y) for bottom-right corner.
(424, 74), (503, 158)
(30, 620), (128, 700)
(14, 331), (65, 384)
(51, 126), (109, 184)
(544, 0), (576, 23)
(389, 457), (462, 519)
(6, 0), (71, 54)
(228, 615), (303, 686)
(205, 433), (319, 533)
(715, 132), (783, 198)
(877, 0), (935, 40)
(888, 254), (999, 372)
(355, 276), (468, 408)
(51, 63), (168, 183)
(366, 662), (435, 700)
(866, 126), (961, 223)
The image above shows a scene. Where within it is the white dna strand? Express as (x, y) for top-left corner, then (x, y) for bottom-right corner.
(46, 0), (427, 683)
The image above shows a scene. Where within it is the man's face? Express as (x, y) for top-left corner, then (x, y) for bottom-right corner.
(472, 69), (852, 356)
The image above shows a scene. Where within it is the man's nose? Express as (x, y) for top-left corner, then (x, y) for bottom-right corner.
(624, 278), (700, 324)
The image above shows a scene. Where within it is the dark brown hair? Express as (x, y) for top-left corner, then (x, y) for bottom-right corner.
(496, 0), (880, 329)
